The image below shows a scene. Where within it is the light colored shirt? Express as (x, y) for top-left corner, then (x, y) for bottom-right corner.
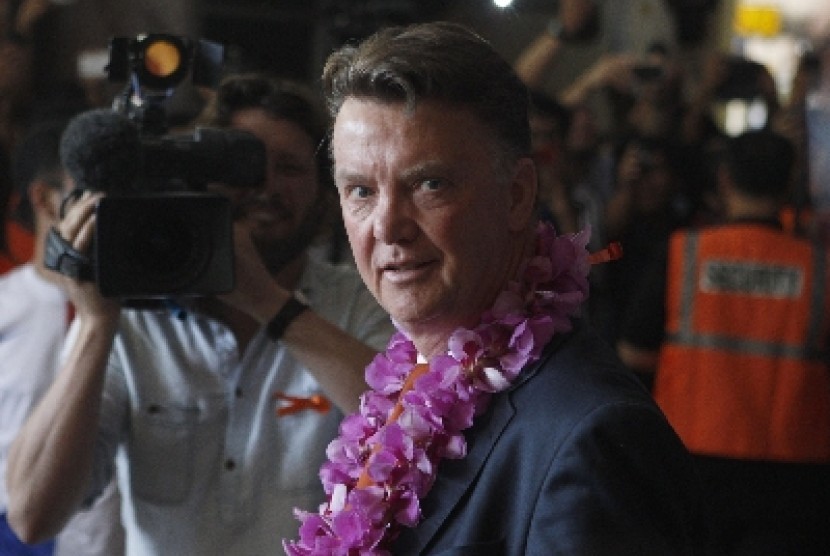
(84, 257), (393, 555)
(0, 264), (125, 556)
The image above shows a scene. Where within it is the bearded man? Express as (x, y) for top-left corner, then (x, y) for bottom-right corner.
(6, 74), (393, 555)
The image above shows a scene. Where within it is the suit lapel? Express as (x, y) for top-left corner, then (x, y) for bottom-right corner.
(404, 390), (516, 552)
(394, 330), (569, 553)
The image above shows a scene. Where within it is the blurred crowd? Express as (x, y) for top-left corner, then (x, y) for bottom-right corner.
(513, 0), (830, 349)
(1, 0), (829, 554)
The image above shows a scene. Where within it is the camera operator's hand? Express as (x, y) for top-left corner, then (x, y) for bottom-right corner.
(51, 191), (120, 322)
(7, 193), (121, 546)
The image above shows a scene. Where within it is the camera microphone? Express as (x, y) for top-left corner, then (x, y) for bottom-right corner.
(60, 109), (143, 194)
(60, 108), (266, 194)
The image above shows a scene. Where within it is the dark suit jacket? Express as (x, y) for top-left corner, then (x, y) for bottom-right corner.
(393, 321), (708, 555)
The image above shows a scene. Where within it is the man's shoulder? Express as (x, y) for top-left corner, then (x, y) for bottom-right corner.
(514, 322), (658, 421)
(0, 263), (34, 288)
(0, 263), (64, 305)
(674, 223), (820, 264)
(681, 221), (808, 242)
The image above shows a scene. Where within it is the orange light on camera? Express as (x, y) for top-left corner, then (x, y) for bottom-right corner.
(144, 40), (182, 78)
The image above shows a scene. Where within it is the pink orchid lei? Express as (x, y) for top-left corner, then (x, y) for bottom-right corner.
(284, 223), (590, 556)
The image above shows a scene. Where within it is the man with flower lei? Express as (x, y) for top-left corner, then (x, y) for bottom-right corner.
(286, 21), (708, 555)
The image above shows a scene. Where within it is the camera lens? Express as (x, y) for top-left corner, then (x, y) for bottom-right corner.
(95, 195), (220, 297)
(95, 194), (233, 298)
(135, 216), (195, 272)
(120, 210), (211, 291)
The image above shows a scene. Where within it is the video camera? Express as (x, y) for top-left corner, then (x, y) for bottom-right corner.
(46, 34), (266, 300)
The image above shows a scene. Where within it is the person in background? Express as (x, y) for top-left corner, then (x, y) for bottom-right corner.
(0, 0), (43, 151)
(0, 0), (44, 274)
(0, 145), (32, 274)
(514, 0), (600, 88)
(285, 21), (708, 555)
(682, 52), (780, 147)
(618, 129), (830, 555)
(557, 41), (687, 142)
(5, 74), (394, 555)
(515, 0), (684, 143)
(515, 1), (617, 336)
(0, 119), (124, 556)
(528, 90), (615, 335)
(802, 43), (830, 243)
(774, 43), (830, 241)
(604, 133), (692, 348)
(529, 90), (579, 234)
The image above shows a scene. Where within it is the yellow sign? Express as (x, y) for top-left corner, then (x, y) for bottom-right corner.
(734, 4), (782, 37)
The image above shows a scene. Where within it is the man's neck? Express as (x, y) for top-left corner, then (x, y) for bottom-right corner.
(725, 200), (780, 222)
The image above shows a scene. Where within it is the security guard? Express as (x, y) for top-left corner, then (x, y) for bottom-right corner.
(618, 129), (830, 555)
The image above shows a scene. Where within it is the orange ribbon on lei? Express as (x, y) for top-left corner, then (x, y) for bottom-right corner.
(356, 363), (430, 489)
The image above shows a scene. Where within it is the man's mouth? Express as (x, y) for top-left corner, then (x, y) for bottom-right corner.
(380, 259), (435, 283)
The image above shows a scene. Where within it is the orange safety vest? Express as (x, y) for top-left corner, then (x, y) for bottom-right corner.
(655, 224), (830, 463)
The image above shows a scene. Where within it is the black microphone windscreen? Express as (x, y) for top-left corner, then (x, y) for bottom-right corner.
(60, 109), (142, 193)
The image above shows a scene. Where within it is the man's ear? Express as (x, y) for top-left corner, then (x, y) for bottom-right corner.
(28, 180), (61, 221)
(507, 157), (538, 232)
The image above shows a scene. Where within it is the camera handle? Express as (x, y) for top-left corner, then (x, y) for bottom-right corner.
(44, 227), (95, 281)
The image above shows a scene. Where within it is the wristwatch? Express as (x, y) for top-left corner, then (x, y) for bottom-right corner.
(266, 292), (310, 341)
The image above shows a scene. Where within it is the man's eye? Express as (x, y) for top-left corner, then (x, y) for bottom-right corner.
(345, 185), (373, 200)
(419, 178), (444, 191)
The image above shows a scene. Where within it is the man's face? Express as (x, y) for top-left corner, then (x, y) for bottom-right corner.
(332, 99), (535, 339)
(226, 108), (322, 271)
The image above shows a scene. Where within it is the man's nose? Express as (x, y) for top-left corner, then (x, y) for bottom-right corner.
(261, 169), (281, 194)
(372, 192), (419, 245)
(250, 168), (284, 201)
